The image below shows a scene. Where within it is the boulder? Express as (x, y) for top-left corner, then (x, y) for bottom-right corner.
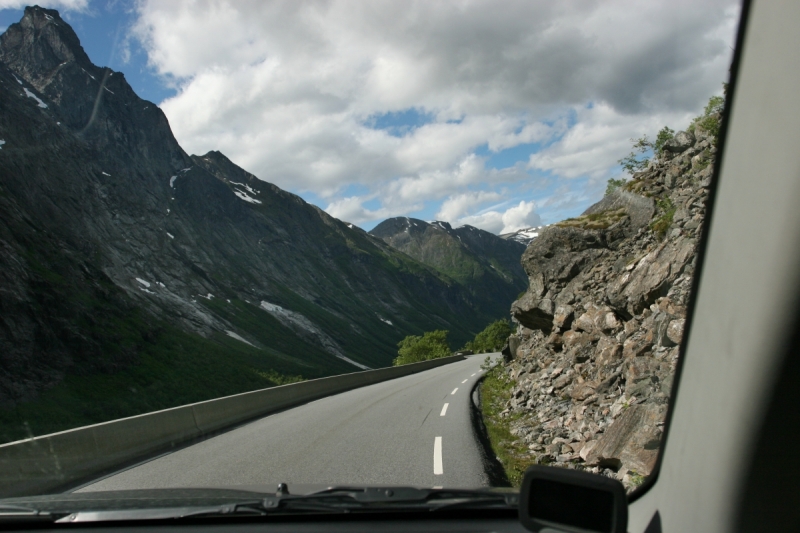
(596, 336), (623, 366)
(667, 319), (685, 345)
(662, 131), (696, 153)
(515, 227), (609, 330)
(606, 237), (696, 317)
(583, 404), (665, 475)
(553, 305), (575, 330)
(574, 304), (622, 334)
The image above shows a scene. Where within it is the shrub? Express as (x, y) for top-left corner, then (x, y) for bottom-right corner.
(650, 198), (676, 240)
(462, 320), (513, 353)
(393, 330), (451, 366)
(688, 93), (726, 141)
(605, 177), (627, 196)
(653, 126), (675, 154)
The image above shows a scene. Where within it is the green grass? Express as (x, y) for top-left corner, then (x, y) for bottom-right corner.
(556, 208), (627, 231)
(480, 364), (538, 486)
(650, 198), (676, 240)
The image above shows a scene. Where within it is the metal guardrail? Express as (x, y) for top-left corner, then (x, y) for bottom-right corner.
(0, 354), (465, 497)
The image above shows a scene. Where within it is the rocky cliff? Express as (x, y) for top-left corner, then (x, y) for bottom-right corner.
(370, 217), (528, 319)
(0, 7), (501, 439)
(494, 124), (716, 490)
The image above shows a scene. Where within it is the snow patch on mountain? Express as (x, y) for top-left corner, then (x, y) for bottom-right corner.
(499, 225), (548, 246)
(260, 300), (369, 369)
(225, 330), (256, 347)
(233, 189), (262, 204)
(23, 87), (47, 108)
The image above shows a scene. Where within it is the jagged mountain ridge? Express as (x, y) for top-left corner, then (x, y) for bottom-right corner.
(369, 217), (528, 320)
(0, 6), (500, 430)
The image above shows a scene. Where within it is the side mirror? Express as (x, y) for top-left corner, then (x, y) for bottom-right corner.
(519, 466), (628, 533)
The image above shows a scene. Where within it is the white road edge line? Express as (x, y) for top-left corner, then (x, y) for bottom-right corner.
(434, 436), (443, 475)
(451, 388), (458, 395)
(440, 403), (449, 416)
(461, 379), (468, 383)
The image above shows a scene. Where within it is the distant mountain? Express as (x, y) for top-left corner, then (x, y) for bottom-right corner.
(369, 218), (527, 320)
(499, 226), (547, 246)
(0, 7), (500, 439)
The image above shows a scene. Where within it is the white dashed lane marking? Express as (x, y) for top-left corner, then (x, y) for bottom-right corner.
(471, 373), (476, 377)
(451, 388), (458, 395)
(434, 437), (443, 475)
(461, 379), (468, 384)
(440, 403), (449, 416)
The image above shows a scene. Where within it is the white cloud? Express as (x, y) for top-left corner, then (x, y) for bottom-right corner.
(528, 102), (696, 180)
(460, 201), (542, 234)
(436, 191), (504, 223)
(130, 0), (739, 231)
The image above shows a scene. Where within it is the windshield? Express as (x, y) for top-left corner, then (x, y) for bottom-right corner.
(0, 0), (740, 519)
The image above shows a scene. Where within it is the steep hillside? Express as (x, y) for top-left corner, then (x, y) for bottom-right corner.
(485, 124), (717, 489)
(370, 217), (528, 319)
(0, 7), (496, 441)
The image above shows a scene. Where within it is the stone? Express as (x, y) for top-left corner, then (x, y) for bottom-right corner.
(583, 404), (665, 475)
(663, 131), (696, 153)
(595, 336), (622, 366)
(574, 311), (596, 333)
(511, 291), (555, 331)
(553, 374), (571, 390)
(579, 440), (597, 461)
(562, 330), (590, 349)
(623, 336), (652, 359)
(667, 319), (685, 345)
(570, 383), (596, 401)
(546, 332), (563, 349)
(553, 305), (575, 330)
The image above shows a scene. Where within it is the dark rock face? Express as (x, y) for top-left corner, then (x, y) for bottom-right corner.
(0, 7), (497, 410)
(498, 125), (716, 491)
(370, 217), (527, 319)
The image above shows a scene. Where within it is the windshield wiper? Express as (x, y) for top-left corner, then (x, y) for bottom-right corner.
(44, 486), (518, 523)
(259, 486), (518, 512)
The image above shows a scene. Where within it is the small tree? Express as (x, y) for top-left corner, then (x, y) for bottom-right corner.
(617, 134), (652, 174)
(462, 320), (512, 353)
(689, 93), (725, 140)
(393, 330), (451, 366)
(653, 126), (675, 154)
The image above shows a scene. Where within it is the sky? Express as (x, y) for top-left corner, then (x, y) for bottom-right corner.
(0, 0), (740, 233)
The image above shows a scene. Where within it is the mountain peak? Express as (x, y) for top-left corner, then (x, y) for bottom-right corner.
(0, 6), (93, 77)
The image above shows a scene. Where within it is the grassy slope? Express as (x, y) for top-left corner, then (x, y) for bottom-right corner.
(480, 364), (539, 487)
(0, 323), (310, 444)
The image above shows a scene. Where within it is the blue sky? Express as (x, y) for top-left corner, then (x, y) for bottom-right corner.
(0, 2), (174, 103)
(0, 1), (739, 233)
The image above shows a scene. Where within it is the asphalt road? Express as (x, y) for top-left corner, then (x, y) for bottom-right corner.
(78, 354), (499, 492)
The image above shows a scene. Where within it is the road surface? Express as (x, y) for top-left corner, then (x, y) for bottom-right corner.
(77, 354), (499, 492)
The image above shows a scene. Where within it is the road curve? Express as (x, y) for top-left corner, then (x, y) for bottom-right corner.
(78, 354), (499, 492)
